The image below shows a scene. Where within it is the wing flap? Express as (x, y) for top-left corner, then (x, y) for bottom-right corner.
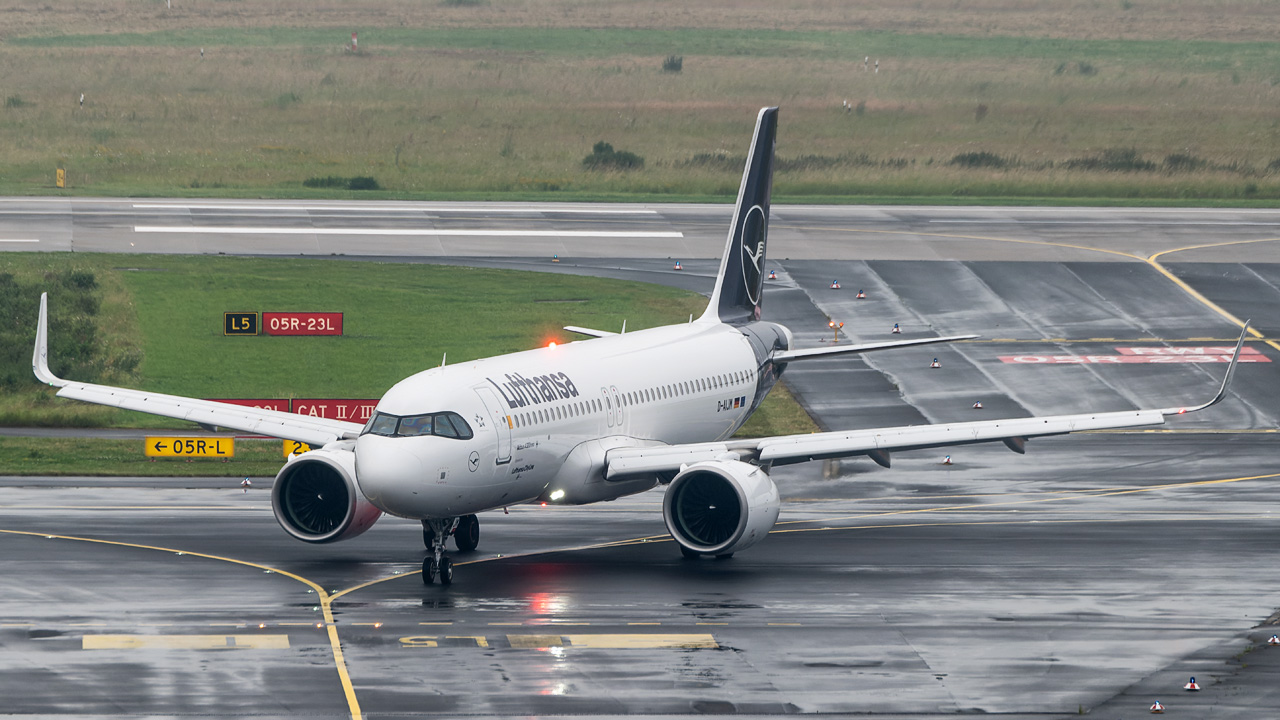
(605, 443), (732, 478)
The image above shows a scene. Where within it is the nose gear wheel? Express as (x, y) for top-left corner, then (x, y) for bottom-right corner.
(422, 517), (459, 585)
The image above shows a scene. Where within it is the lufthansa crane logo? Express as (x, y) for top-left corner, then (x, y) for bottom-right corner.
(740, 204), (767, 305)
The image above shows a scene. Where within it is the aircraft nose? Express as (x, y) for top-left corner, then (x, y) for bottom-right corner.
(354, 435), (424, 514)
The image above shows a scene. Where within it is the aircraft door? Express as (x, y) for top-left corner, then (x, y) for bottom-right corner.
(600, 388), (614, 429)
(610, 385), (624, 428)
(473, 386), (512, 465)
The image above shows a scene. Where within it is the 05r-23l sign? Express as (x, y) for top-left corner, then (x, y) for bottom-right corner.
(263, 312), (343, 336)
(223, 312), (344, 336)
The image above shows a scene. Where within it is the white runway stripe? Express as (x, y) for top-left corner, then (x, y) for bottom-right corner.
(132, 203), (657, 214)
(134, 226), (682, 238)
(0, 238), (40, 243)
(932, 219), (1280, 226)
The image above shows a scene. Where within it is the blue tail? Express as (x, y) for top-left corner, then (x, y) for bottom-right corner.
(699, 107), (778, 325)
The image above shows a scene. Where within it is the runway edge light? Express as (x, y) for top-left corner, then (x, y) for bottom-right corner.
(1183, 676), (1199, 691)
(1268, 634), (1279, 646)
(1150, 700), (1164, 713)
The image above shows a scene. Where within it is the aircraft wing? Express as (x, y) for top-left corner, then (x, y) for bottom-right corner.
(606, 324), (1247, 478)
(32, 294), (362, 446)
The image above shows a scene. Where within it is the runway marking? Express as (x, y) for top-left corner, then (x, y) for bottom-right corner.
(83, 634), (290, 650)
(1147, 238), (1280, 354)
(500, 634), (717, 649)
(132, 203), (657, 214)
(999, 353), (1267, 364)
(962, 338), (1278, 343)
(783, 223), (1280, 355)
(0, 529), (364, 720)
(0, 238), (40, 243)
(134, 226), (682, 239)
(932, 219), (1280, 226)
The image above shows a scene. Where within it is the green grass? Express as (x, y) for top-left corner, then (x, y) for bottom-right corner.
(0, 436), (291, 477)
(11, 27), (1276, 74)
(5, 3), (1280, 203)
(2, 253), (705, 417)
(0, 253), (817, 441)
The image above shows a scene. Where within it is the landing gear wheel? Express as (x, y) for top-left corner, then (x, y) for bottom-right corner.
(679, 545), (702, 559)
(455, 514), (480, 552)
(422, 517), (457, 585)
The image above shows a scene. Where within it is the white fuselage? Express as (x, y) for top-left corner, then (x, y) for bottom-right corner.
(353, 320), (769, 519)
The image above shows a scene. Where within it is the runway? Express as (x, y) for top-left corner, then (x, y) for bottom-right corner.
(1, 199), (1279, 718)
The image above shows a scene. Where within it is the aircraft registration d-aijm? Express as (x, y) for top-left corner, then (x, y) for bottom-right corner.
(33, 108), (1247, 585)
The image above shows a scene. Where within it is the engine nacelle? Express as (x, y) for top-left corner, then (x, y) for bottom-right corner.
(662, 460), (780, 556)
(272, 447), (383, 544)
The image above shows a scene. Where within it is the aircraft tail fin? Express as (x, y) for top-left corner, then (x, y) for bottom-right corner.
(699, 107), (777, 325)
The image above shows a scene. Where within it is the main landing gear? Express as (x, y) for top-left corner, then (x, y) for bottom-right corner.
(421, 514), (480, 585)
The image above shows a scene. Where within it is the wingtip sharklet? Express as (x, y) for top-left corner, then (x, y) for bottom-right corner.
(33, 292), (65, 387)
(1162, 320), (1249, 416)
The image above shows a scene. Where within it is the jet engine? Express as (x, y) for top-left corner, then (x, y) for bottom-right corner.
(271, 447), (383, 543)
(662, 460), (780, 557)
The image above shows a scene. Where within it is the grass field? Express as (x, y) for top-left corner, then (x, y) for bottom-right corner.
(3, 1), (1280, 202)
(0, 252), (819, 443)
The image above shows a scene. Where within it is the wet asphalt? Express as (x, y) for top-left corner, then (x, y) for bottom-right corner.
(1, 201), (1278, 718)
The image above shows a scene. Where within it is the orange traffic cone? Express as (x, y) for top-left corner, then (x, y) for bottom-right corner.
(830, 279), (841, 289)
(1183, 677), (1199, 691)
(942, 455), (952, 465)
(1268, 634), (1279, 646)
(768, 269), (777, 280)
(930, 358), (940, 369)
(855, 289), (866, 299)
(972, 401), (983, 409)
(1150, 700), (1164, 714)
(674, 261), (683, 271)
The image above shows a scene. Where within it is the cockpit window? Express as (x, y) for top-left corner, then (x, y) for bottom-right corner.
(433, 413), (459, 438)
(397, 414), (433, 437)
(362, 411), (474, 440)
(367, 413), (399, 437)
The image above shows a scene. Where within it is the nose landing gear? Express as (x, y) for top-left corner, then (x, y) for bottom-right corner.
(421, 514), (481, 585)
(422, 517), (457, 585)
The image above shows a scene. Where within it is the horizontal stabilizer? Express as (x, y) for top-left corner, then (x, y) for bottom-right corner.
(563, 325), (617, 338)
(772, 334), (979, 363)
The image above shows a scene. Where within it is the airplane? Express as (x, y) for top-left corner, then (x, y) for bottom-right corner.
(32, 107), (1247, 585)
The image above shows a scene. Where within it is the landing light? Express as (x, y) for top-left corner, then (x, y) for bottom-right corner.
(549, 489), (565, 501)
(547, 341), (557, 349)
